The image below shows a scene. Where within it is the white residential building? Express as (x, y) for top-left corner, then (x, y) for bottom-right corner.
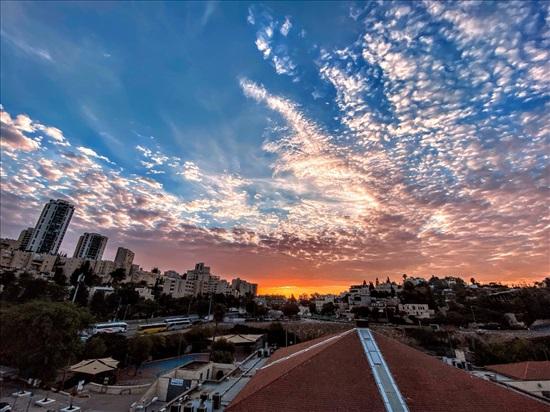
(348, 284), (371, 307)
(27, 199), (74, 255)
(398, 303), (435, 319)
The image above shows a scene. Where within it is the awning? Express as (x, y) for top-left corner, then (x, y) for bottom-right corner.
(69, 357), (119, 375)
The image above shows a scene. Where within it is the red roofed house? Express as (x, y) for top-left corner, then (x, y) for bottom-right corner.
(226, 328), (550, 412)
(483, 361), (550, 400)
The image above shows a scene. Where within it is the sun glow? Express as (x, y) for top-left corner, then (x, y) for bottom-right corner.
(258, 284), (350, 297)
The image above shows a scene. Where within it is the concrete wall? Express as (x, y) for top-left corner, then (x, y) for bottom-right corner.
(87, 382), (150, 395)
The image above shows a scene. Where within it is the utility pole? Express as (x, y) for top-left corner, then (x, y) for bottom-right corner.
(71, 273), (85, 303)
(207, 293), (213, 320)
(470, 306), (477, 324)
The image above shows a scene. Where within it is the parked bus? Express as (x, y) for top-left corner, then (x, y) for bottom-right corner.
(165, 317), (192, 331)
(137, 322), (167, 334)
(89, 322), (128, 336)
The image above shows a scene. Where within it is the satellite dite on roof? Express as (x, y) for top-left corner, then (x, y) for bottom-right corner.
(357, 328), (409, 412)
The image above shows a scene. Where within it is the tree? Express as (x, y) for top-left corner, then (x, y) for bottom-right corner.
(212, 303), (226, 339)
(109, 268), (126, 284)
(213, 303), (226, 324)
(210, 338), (235, 363)
(351, 306), (370, 319)
(282, 302), (299, 318)
(245, 299), (258, 316)
(89, 291), (107, 318)
(0, 301), (92, 384)
(308, 302), (318, 315)
(72, 283), (89, 306)
(83, 336), (107, 359)
(128, 335), (153, 373)
(17, 277), (66, 302)
(53, 268), (67, 286)
(321, 302), (336, 316)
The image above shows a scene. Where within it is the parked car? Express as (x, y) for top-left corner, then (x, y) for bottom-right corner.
(0, 402), (12, 412)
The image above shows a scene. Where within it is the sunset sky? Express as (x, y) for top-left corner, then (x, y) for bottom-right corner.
(1, 1), (548, 296)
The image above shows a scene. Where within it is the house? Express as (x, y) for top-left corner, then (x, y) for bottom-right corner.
(482, 361), (550, 400)
(226, 328), (549, 412)
(211, 334), (264, 356)
(398, 303), (435, 319)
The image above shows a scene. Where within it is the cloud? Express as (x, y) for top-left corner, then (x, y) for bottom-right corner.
(36, 125), (70, 146)
(77, 146), (113, 163)
(1, 1), (548, 284)
(179, 161), (202, 182)
(1, 30), (53, 62)
(280, 17), (292, 36)
(0, 108), (41, 152)
(251, 9), (298, 78)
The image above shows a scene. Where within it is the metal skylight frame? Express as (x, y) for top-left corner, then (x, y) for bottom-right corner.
(357, 328), (409, 412)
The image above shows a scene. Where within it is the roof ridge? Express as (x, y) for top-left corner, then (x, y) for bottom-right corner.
(228, 329), (354, 411)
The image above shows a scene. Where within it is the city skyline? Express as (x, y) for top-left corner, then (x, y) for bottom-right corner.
(1, 2), (549, 295)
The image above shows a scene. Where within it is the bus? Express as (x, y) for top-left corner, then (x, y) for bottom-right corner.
(89, 322), (128, 336)
(137, 322), (167, 334)
(165, 317), (192, 331)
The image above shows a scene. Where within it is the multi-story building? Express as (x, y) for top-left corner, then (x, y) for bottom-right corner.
(56, 256), (86, 277)
(16, 228), (34, 251)
(231, 278), (258, 297)
(348, 284), (371, 307)
(73, 232), (108, 260)
(162, 275), (189, 298)
(27, 199), (74, 255)
(185, 262), (213, 296)
(2, 250), (33, 271)
(93, 259), (117, 278)
(114, 247), (135, 273)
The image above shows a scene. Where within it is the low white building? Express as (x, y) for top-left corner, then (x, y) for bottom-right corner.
(314, 295), (336, 312)
(398, 303), (435, 319)
(136, 286), (154, 300)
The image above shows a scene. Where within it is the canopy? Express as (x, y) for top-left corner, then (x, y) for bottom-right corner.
(212, 334), (264, 344)
(69, 357), (119, 375)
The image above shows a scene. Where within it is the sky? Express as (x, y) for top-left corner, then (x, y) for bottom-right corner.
(1, 1), (549, 295)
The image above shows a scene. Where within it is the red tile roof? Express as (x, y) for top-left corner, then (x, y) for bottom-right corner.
(227, 329), (386, 412)
(373, 331), (550, 412)
(485, 361), (550, 381)
(227, 329), (550, 412)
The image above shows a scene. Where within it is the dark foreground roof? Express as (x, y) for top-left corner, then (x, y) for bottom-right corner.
(485, 361), (550, 381)
(227, 329), (550, 412)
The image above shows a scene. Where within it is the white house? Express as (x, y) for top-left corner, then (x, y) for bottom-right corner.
(398, 303), (435, 319)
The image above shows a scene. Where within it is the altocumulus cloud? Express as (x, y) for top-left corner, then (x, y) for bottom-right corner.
(1, 1), (549, 284)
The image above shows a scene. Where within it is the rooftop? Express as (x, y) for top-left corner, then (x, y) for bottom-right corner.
(485, 361), (550, 381)
(227, 329), (550, 412)
(213, 334), (264, 345)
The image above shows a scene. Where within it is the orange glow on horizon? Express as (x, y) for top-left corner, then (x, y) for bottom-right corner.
(258, 284), (351, 297)
(255, 275), (547, 298)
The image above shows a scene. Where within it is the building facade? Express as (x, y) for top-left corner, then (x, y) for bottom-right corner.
(231, 278), (258, 297)
(17, 228), (34, 251)
(27, 199), (74, 255)
(73, 232), (108, 260)
(114, 247), (135, 273)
